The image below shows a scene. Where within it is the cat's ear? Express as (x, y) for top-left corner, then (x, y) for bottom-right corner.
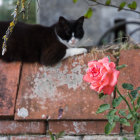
(59, 16), (68, 25)
(77, 16), (84, 25)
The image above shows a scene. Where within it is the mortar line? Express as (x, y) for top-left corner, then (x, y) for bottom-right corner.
(13, 62), (23, 119)
(46, 119), (49, 133)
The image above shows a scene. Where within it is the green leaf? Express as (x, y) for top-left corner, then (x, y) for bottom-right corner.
(84, 8), (93, 19)
(122, 83), (133, 90)
(137, 87), (140, 91)
(105, 0), (111, 6)
(48, 131), (55, 140)
(116, 64), (127, 70)
(118, 2), (126, 11)
(131, 1), (137, 10)
(96, 104), (110, 114)
(128, 1), (137, 10)
(105, 122), (116, 135)
(120, 118), (130, 126)
(134, 121), (140, 135)
(128, 3), (132, 9)
(123, 137), (128, 140)
(114, 115), (120, 122)
(132, 1), (137, 9)
(112, 96), (122, 107)
(107, 56), (111, 62)
(99, 92), (107, 99)
(73, 0), (78, 3)
(130, 90), (138, 98)
(106, 115), (114, 124)
(56, 131), (65, 139)
(108, 109), (117, 116)
(119, 110), (126, 117)
(135, 136), (140, 140)
(126, 113), (132, 120)
(137, 97), (140, 106)
(106, 109), (117, 124)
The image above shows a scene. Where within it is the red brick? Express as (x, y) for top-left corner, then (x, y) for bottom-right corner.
(49, 121), (120, 134)
(15, 53), (114, 120)
(0, 121), (46, 134)
(0, 61), (21, 118)
(122, 121), (134, 134)
(11, 136), (50, 140)
(117, 50), (140, 114)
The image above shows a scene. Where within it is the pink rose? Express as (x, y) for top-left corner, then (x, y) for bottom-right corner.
(83, 57), (120, 95)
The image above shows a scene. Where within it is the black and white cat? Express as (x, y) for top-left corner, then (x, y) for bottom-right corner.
(0, 16), (87, 66)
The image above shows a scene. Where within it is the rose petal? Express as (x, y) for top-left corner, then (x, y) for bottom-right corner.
(99, 73), (110, 91)
(103, 62), (112, 72)
(83, 74), (93, 83)
(98, 57), (109, 64)
(109, 62), (116, 69)
(88, 61), (96, 68)
(90, 84), (99, 92)
(110, 70), (120, 86)
(103, 85), (114, 95)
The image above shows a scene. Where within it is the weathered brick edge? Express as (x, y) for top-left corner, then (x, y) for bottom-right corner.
(0, 121), (46, 135)
(0, 120), (133, 135)
(0, 135), (135, 140)
(49, 121), (120, 135)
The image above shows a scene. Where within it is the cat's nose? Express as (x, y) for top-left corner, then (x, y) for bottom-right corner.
(68, 38), (77, 46)
(71, 38), (76, 44)
(71, 39), (75, 44)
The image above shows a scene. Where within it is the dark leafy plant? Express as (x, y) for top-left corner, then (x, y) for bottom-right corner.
(48, 130), (65, 140)
(96, 65), (140, 140)
(83, 56), (140, 140)
(73, 0), (139, 19)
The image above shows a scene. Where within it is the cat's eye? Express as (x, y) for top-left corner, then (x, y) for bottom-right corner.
(76, 26), (82, 31)
(74, 28), (84, 38)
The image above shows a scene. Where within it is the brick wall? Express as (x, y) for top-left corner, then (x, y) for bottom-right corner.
(0, 48), (140, 139)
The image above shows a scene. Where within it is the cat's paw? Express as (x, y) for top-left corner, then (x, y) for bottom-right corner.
(69, 48), (87, 56)
(63, 48), (87, 59)
(78, 48), (87, 54)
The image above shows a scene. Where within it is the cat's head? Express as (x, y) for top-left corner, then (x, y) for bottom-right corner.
(55, 16), (84, 47)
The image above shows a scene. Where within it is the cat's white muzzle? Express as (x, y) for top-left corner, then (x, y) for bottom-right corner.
(68, 37), (79, 47)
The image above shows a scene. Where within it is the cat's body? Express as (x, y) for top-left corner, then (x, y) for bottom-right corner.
(0, 16), (87, 66)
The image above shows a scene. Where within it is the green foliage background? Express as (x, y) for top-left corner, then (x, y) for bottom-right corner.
(0, 0), (36, 24)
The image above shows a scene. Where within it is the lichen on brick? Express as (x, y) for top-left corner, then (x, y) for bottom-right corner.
(73, 121), (87, 134)
(32, 60), (87, 99)
(17, 107), (29, 118)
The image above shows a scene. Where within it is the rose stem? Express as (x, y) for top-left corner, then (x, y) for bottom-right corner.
(127, 91), (136, 113)
(116, 86), (138, 121)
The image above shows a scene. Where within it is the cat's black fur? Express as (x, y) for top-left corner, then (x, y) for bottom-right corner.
(0, 16), (84, 66)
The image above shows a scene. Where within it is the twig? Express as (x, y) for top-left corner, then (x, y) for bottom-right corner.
(2, 0), (20, 55)
(85, 0), (98, 7)
(130, 27), (140, 36)
(27, 0), (32, 20)
(88, 0), (140, 15)
(37, 0), (40, 13)
(1, 0), (33, 55)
